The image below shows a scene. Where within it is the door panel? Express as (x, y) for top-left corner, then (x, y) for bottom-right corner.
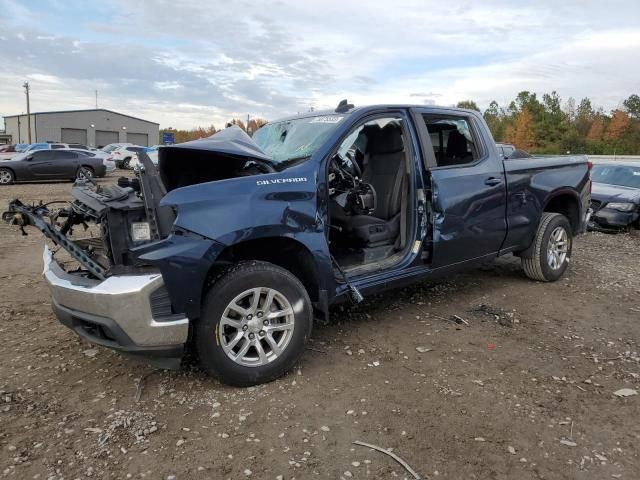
(417, 113), (508, 267)
(429, 162), (507, 267)
(27, 151), (56, 177)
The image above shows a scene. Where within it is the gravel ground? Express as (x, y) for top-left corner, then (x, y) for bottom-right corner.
(1, 177), (639, 480)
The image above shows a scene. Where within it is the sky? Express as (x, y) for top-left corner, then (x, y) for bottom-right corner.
(0, 0), (639, 129)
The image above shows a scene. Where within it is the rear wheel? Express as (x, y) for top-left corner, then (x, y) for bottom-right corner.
(195, 261), (313, 387)
(0, 168), (14, 185)
(522, 212), (572, 282)
(76, 166), (94, 181)
(122, 157), (131, 169)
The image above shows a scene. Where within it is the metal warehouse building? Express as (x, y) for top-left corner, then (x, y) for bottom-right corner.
(4, 109), (159, 147)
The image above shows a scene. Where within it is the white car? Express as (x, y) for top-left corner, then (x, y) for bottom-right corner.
(101, 143), (133, 154)
(110, 145), (146, 169)
(24, 142), (90, 152)
(69, 149), (116, 174)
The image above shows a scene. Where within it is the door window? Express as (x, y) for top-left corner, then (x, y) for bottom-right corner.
(31, 151), (57, 161)
(423, 116), (481, 167)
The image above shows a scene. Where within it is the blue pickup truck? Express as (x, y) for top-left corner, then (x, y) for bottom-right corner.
(4, 102), (591, 386)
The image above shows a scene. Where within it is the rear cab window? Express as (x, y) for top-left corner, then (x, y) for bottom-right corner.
(422, 115), (482, 167)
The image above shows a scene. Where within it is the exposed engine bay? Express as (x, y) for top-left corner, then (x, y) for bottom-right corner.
(1, 127), (278, 280)
(3, 177), (158, 279)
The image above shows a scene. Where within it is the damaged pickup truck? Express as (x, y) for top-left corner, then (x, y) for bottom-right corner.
(4, 102), (592, 386)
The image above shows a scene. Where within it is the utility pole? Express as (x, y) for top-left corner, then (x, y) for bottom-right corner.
(23, 81), (31, 143)
(95, 90), (98, 109)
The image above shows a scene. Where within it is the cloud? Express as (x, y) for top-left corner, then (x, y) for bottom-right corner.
(0, 0), (639, 129)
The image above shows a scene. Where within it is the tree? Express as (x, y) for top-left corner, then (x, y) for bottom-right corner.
(456, 100), (480, 111)
(586, 116), (605, 143)
(505, 107), (535, 151)
(623, 94), (640, 119)
(483, 101), (507, 141)
(575, 98), (594, 137)
(604, 110), (631, 142)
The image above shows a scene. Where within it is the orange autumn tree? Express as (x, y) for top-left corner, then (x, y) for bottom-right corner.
(604, 110), (631, 142)
(505, 107), (535, 150)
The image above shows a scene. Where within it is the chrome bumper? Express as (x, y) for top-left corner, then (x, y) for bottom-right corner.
(43, 246), (188, 353)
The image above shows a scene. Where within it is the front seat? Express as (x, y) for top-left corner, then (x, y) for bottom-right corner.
(337, 124), (407, 247)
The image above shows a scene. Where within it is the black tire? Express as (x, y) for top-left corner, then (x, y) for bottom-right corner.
(76, 166), (94, 181)
(196, 260), (313, 387)
(122, 158), (131, 169)
(521, 212), (573, 282)
(0, 168), (14, 185)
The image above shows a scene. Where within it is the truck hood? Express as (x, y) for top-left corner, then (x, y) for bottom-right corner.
(158, 126), (272, 192)
(591, 182), (640, 204)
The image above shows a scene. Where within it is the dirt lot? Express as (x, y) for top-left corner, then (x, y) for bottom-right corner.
(1, 176), (639, 480)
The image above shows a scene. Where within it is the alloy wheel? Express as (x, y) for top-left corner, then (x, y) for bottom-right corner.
(0, 170), (12, 184)
(218, 287), (295, 367)
(547, 226), (568, 270)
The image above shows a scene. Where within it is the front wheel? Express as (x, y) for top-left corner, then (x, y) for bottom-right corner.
(521, 212), (573, 282)
(0, 168), (14, 185)
(195, 261), (313, 386)
(122, 158), (131, 169)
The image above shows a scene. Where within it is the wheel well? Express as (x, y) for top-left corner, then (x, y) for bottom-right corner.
(0, 166), (15, 175)
(544, 194), (580, 234)
(208, 237), (320, 302)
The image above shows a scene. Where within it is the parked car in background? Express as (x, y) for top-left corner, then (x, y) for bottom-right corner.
(128, 146), (160, 168)
(102, 143), (133, 153)
(589, 162), (640, 231)
(0, 149), (107, 184)
(24, 142), (90, 152)
(0, 144), (16, 154)
(496, 143), (532, 159)
(68, 149), (116, 174)
(111, 145), (145, 169)
(0, 144), (18, 160)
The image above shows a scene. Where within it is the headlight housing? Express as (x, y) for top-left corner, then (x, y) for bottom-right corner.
(606, 202), (636, 212)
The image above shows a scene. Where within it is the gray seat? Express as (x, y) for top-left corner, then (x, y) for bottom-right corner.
(337, 124), (407, 247)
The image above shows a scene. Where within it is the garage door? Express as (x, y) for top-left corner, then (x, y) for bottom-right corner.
(61, 128), (87, 145)
(95, 130), (119, 148)
(127, 133), (149, 146)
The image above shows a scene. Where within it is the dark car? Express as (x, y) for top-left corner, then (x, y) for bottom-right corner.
(5, 103), (590, 386)
(589, 162), (640, 231)
(496, 143), (532, 159)
(0, 149), (107, 185)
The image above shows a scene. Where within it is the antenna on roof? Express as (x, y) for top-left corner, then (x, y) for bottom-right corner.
(335, 99), (354, 113)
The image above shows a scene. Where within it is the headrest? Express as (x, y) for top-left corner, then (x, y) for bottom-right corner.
(367, 124), (404, 154)
(446, 129), (468, 157)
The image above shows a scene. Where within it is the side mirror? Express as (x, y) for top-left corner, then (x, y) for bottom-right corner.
(25, 155), (33, 161)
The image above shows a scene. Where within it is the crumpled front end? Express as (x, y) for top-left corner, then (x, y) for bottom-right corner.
(43, 245), (188, 358)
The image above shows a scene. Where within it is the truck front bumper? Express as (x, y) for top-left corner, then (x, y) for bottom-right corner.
(43, 246), (188, 358)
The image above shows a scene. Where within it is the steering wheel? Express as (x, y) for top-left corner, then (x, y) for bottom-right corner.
(343, 150), (362, 178)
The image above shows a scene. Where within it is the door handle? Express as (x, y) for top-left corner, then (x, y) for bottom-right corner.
(484, 177), (502, 186)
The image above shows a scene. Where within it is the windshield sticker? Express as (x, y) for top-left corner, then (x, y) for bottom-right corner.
(256, 177), (308, 186)
(309, 116), (343, 124)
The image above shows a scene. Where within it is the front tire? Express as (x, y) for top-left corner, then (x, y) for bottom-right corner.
(522, 212), (573, 282)
(0, 168), (14, 185)
(122, 158), (131, 169)
(196, 261), (313, 387)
